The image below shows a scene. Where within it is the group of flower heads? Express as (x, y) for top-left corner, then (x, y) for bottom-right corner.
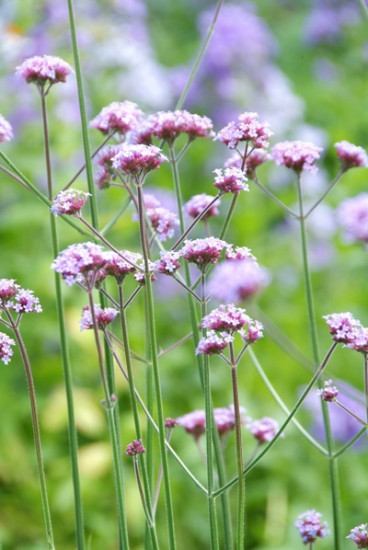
(295, 510), (368, 548)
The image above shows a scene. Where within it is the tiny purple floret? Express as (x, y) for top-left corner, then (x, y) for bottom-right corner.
(80, 305), (118, 331)
(51, 189), (91, 216)
(272, 140), (322, 174)
(295, 510), (330, 545)
(347, 524), (368, 548)
(335, 141), (368, 171)
(213, 167), (249, 194)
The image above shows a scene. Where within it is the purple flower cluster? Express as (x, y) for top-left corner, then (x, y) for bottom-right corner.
(201, 304), (249, 333)
(247, 417), (281, 443)
(0, 333), (15, 365)
(90, 101), (143, 137)
(177, 405), (248, 440)
(272, 140), (322, 174)
(216, 111), (272, 150)
(0, 114), (13, 143)
(16, 55), (73, 86)
(94, 145), (122, 189)
(51, 189), (91, 216)
(196, 330), (234, 356)
(184, 194), (220, 220)
(135, 110), (214, 145)
(153, 251), (181, 275)
(80, 305), (119, 331)
(100, 250), (143, 284)
(112, 144), (167, 176)
(323, 312), (368, 353)
(213, 167), (249, 194)
(317, 380), (339, 402)
(335, 141), (368, 171)
(125, 440), (146, 456)
(135, 194), (178, 242)
(180, 237), (227, 269)
(295, 510), (330, 544)
(347, 524), (368, 548)
(337, 193), (368, 244)
(225, 149), (270, 177)
(0, 279), (42, 314)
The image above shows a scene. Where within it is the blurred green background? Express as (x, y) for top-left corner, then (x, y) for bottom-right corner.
(0, 0), (368, 548)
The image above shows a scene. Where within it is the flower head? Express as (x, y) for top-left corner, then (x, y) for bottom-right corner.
(90, 101), (143, 136)
(51, 189), (91, 216)
(137, 194), (179, 241)
(295, 510), (330, 545)
(238, 318), (264, 344)
(196, 330), (234, 355)
(347, 524), (368, 548)
(165, 418), (178, 429)
(224, 149), (270, 177)
(216, 112), (272, 150)
(80, 305), (118, 331)
(135, 110), (214, 145)
(335, 141), (368, 171)
(180, 237), (227, 269)
(7, 289), (42, 314)
(323, 312), (362, 345)
(16, 55), (73, 87)
(51, 242), (106, 287)
(0, 333), (15, 365)
(177, 405), (247, 440)
(213, 167), (249, 194)
(272, 140), (322, 173)
(0, 114), (13, 143)
(100, 250), (143, 284)
(247, 416), (280, 443)
(153, 250), (181, 275)
(208, 259), (270, 303)
(0, 279), (20, 301)
(112, 144), (167, 176)
(125, 440), (146, 456)
(201, 304), (249, 333)
(337, 194), (368, 244)
(317, 380), (339, 402)
(184, 194), (220, 220)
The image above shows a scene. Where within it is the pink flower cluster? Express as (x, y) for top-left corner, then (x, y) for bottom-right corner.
(216, 111), (272, 150)
(247, 417), (281, 443)
(100, 250), (143, 284)
(125, 440), (146, 456)
(80, 305), (119, 331)
(153, 250), (181, 275)
(347, 524), (368, 548)
(317, 380), (339, 402)
(0, 279), (42, 314)
(337, 193), (368, 244)
(335, 140), (368, 171)
(225, 149), (270, 177)
(0, 114), (13, 143)
(180, 237), (228, 269)
(51, 189), (91, 216)
(134, 194), (178, 242)
(196, 304), (263, 355)
(90, 101), (143, 136)
(0, 333), (15, 365)
(295, 510), (330, 544)
(272, 140), (322, 174)
(177, 405), (248, 440)
(135, 110), (214, 145)
(16, 55), (73, 86)
(324, 312), (368, 354)
(94, 145), (122, 189)
(184, 194), (220, 220)
(213, 167), (249, 194)
(112, 144), (167, 176)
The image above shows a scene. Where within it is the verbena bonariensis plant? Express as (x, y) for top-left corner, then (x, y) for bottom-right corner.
(1, 6), (368, 550)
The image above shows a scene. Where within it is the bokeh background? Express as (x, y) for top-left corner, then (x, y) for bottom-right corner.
(0, 0), (368, 548)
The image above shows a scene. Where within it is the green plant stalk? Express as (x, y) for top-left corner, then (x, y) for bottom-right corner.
(201, 273), (220, 550)
(175, 0), (224, 109)
(214, 343), (338, 497)
(40, 90), (85, 550)
(137, 182), (176, 550)
(229, 343), (246, 550)
(132, 458), (159, 550)
(296, 175), (341, 549)
(8, 315), (55, 549)
(219, 194), (238, 240)
(333, 427), (366, 459)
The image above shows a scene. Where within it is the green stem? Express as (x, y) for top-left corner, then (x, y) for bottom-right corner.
(137, 182), (176, 550)
(219, 194), (238, 240)
(8, 315), (55, 549)
(332, 427), (366, 458)
(296, 174), (341, 550)
(175, 0), (224, 109)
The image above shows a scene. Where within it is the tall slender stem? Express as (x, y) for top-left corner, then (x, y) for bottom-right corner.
(7, 315), (55, 549)
(296, 174), (341, 549)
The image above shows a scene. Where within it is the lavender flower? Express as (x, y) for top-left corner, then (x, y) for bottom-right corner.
(317, 380), (339, 402)
(177, 410), (206, 440)
(272, 140), (322, 174)
(201, 304), (249, 333)
(196, 330), (234, 356)
(51, 242), (106, 287)
(295, 510), (330, 545)
(137, 194), (178, 241)
(335, 141), (368, 171)
(90, 101), (143, 136)
(180, 237), (227, 269)
(213, 167), (249, 194)
(16, 55), (73, 87)
(164, 418), (178, 429)
(7, 289), (42, 314)
(112, 144), (167, 176)
(347, 524), (368, 548)
(0, 114), (13, 142)
(51, 189), (91, 216)
(208, 259), (270, 303)
(100, 250), (143, 283)
(238, 318), (264, 344)
(216, 112), (272, 150)
(0, 279), (20, 301)
(337, 194), (368, 243)
(177, 405), (248, 440)
(0, 333), (15, 365)
(80, 305), (119, 331)
(184, 194), (220, 220)
(125, 440), (146, 456)
(153, 250), (181, 275)
(225, 245), (256, 262)
(247, 416), (280, 443)
(323, 312), (362, 344)
(345, 327), (368, 354)
(135, 110), (214, 145)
